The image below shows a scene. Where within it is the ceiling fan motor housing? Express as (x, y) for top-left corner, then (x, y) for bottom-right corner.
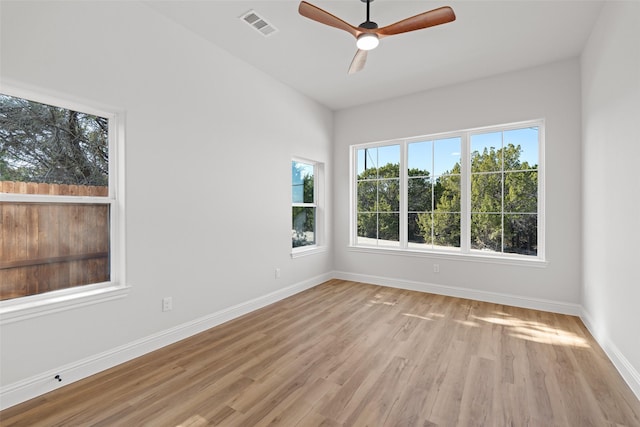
(359, 21), (378, 30)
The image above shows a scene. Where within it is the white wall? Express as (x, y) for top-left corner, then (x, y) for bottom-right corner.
(581, 1), (640, 397)
(333, 59), (583, 310)
(0, 0), (332, 402)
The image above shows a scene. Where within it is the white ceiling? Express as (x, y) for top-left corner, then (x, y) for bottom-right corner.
(147, 0), (604, 111)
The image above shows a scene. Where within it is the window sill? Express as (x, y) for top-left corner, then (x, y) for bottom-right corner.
(347, 245), (547, 268)
(0, 283), (130, 325)
(291, 245), (327, 259)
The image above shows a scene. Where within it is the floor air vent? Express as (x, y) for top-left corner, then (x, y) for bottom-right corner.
(240, 10), (278, 37)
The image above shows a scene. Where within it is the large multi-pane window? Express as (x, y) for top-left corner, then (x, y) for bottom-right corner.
(0, 90), (123, 307)
(352, 121), (543, 259)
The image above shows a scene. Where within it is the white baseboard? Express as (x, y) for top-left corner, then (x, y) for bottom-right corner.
(0, 272), (331, 411)
(333, 271), (582, 316)
(580, 309), (640, 401)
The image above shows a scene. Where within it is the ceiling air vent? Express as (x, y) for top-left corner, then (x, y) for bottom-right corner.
(240, 10), (278, 37)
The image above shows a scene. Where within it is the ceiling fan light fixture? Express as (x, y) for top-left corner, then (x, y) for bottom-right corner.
(356, 33), (379, 50)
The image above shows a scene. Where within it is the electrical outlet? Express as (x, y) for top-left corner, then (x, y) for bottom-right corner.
(433, 264), (440, 273)
(275, 268), (281, 279)
(162, 297), (173, 312)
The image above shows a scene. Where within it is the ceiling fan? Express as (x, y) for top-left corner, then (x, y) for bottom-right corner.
(298, 0), (456, 74)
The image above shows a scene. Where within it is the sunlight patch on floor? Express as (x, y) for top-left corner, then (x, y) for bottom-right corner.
(455, 319), (480, 327)
(176, 414), (208, 427)
(473, 315), (590, 348)
(401, 313), (434, 321)
(369, 294), (398, 306)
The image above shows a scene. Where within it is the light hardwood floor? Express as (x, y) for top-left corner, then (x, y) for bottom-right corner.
(2, 279), (640, 426)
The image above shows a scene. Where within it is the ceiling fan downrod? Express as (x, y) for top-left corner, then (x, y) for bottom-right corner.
(360, 0), (378, 29)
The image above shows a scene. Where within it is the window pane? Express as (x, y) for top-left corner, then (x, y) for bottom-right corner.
(292, 161), (314, 203)
(357, 213), (399, 247)
(471, 213), (502, 252)
(357, 148), (378, 179)
(0, 202), (110, 301)
(434, 137), (461, 176)
(408, 141), (432, 176)
(0, 93), (109, 190)
(435, 174), (461, 212)
(408, 177), (432, 212)
(378, 213), (399, 245)
(357, 145), (400, 179)
(357, 180), (377, 212)
(377, 145), (400, 178)
(357, 213), (377, 242)
(504, 127), (538, 170)
(471, 172), (502, 213)
(504, 214), (537, 255)
(378, 179), (399, 212)
(408, 212), (432, 245)
(292, 206), (315, 247)
(433, 213), (460, 248)
(504, 171), (537, 213)
(471, 132), (502, 173)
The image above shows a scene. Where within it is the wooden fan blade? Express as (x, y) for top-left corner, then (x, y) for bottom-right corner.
(299, 1), (361, 38)
(376, 6), (455, 38)
(348, 49), (368, 74)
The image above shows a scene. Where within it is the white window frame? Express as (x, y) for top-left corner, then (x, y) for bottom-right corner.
(291, 157), (326, 258)
(349, 120), (545, 266)
(0, 83), (128, 325)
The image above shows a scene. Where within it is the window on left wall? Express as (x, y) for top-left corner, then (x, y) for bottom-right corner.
(291, 158), (325, 257)
(292, 159), (316, 248)
(0, 89), (125, 319)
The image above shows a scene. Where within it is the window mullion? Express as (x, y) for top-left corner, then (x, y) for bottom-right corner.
(431, 140), (435, 245)
(0, 194), (110, 204)
(461, 132), (471, 253)
(399, 141), (408, 249)
(351, 149), (357, 246)
(376, 149), (380, 243)
(538, 123), (545, 259)
(501, 131), (505, 253)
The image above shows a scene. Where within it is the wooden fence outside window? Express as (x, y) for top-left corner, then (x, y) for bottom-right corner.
(0, 181), (110, 301)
